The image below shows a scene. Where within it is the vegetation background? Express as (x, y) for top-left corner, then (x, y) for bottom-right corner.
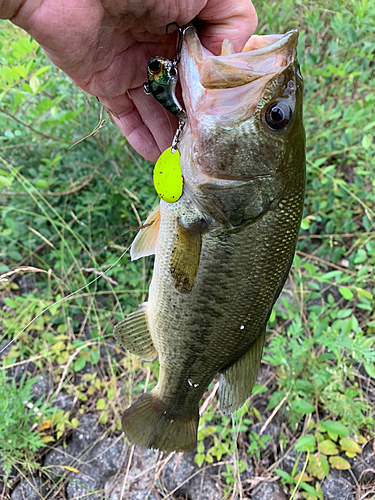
(0, 0), (374, 498)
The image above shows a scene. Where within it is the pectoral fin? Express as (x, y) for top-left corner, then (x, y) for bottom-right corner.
(219, 329), (266, 414)
(130, 205), (160, 261)
(170, 223), (202, 294)
(113, 303), (157, 361)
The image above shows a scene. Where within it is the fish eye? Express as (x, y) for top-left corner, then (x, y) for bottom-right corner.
(264, 101), (292, 131)
(149, 59), (161, 74)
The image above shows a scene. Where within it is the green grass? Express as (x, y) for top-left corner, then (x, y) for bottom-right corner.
(1, 0), (375, 498)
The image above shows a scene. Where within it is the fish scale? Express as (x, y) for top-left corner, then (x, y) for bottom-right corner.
(113, 28), (305, 452)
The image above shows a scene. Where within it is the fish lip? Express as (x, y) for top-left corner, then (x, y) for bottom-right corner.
(184, 28), (298, 61)
(242, 29), (299, 55)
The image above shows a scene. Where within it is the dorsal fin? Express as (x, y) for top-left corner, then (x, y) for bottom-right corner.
(131, 205), (160, 261)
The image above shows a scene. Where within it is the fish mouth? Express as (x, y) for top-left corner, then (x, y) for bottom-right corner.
(179, 28), (299, 122)
(201, 30), (299, 89)
(179, 29), (302, 228)
(178, 28), (300, 185)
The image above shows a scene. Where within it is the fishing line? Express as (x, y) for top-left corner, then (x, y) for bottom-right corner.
(0, 245), (130, 355)
(231, 411), (243, 497)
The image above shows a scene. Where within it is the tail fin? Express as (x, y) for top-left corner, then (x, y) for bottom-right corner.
(121, 391), (198, 452)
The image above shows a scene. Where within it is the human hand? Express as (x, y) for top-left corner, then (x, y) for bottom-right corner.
(3, 0), (257, 162)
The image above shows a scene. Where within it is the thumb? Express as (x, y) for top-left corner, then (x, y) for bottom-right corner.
(197, 0), (257, 55)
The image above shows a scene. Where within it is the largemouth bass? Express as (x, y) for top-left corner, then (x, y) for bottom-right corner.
(114, 28), (305, 452)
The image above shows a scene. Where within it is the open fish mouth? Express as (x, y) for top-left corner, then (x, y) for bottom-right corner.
(201, 31), (299, 89)
(179, 28), (299, 124)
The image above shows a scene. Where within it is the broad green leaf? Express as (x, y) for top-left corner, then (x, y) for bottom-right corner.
(194, 453), (205, 468)
(295, 435), (316, 452)
(354, 249), (367, 264)
(96, 398), (106, 410)
(357, 288), (373, 300)
(90, 349), (100, 365)
(99, 411), (108, 425)
(107, 388), (116, 400)
(3, 297), (17, 308)
(319, 421), (349, 437)
(339, 438), (361, 455)
(364, 362), (375, 379)
(308, 454), (325, 480)
(319, 439), (339, 455)
(238, 460), (246, 473)
(36, 179), (48, 190)
(51, 341), (66, 352)
(74, 357), (86, 372)
(290, 400), (315, 414)
(327, 431), (338, 442)
(29, 75), (40, 93)
(41, 436), (55, 444)
(362, 134), (372, 149)
(252, 384), (267, 395)
(362, 214), (373, 232)
(338, 287), (354, 300)
(8, 250), (22, 261)
(329, 456), (351, 470)
(295, 380), (314, 391)
(197, 440), (204, 453)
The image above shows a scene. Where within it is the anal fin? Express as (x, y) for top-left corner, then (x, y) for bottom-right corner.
(131, 205), (160, 261)
(113, 303), (157, 361)
(219, 329), (266, 414)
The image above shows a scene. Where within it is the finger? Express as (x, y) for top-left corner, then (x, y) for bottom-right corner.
(129, 87), (177, 156)
(198, 0), (257, 54)
(102, 92), (160, 162)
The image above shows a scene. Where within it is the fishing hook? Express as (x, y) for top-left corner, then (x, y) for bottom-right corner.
(166, 23), (195, 67)
(166, 22), (184, 67)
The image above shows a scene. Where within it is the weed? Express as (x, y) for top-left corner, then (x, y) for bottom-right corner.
(0, 371), (57, 475)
